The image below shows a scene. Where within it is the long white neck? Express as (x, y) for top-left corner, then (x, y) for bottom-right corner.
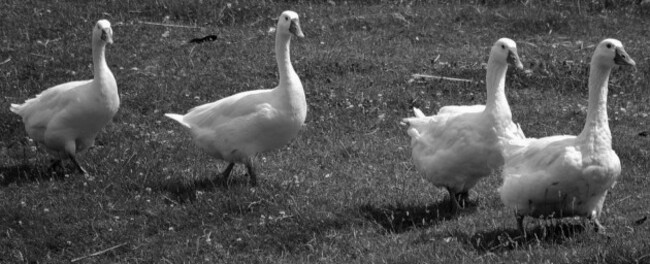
(578, 63), (612, 148)
(483, 56), (512, 125)
(90, 35), (119, 112)
(92, 39), (113, 82)
(273, 30), (305, 119)
(275, 32), (299, 87)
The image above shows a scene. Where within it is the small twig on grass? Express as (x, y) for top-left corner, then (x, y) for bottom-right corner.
(29, 53), (51, 59)
(636, 254), (650, 263)
(520, 41), (538, 48)
(162, 194), (181, 206)
(0, 57), (11, 65)
(140, 21), (203, 29)
(70, 242), (128, 262)
(614, 195), (631, 205)
(408, 73), (475, 84)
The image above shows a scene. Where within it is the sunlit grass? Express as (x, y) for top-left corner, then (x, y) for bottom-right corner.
(1, 1), (649, 263)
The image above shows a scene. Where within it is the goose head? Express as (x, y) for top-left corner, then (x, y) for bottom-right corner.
(93, 19), (113, 45)
(277, 11), (304, 38)
(592, 39), (635, 68)
(490, 38), (523, 70)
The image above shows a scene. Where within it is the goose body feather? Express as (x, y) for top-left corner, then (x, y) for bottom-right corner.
(169, 87), (305, 162)
(408, 109), (516, 190)
(499, 135), (620, 218)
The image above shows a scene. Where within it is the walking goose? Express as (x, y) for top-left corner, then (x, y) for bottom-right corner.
(403, 38), (525, 213)
(498, 39), (635, 234)
(165, 10), (306, 186)
(10, 19), (118, 174)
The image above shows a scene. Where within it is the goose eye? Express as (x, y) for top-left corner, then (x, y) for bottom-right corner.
(606, 44), (612, 49)
(501, 45), (505, 49)
(285, 17), (289, 21)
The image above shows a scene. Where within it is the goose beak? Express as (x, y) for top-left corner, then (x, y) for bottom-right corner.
(614, 47), (635, 66)
(101, 29), (113, 44)
(507, 50), (523, 70)
(289, 20), (304, 38)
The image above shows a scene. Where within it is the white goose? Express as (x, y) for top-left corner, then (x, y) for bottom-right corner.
(165, 10), (306, 186)
(499, 39), (635, 234)
(403, 38), (525, 213)
(10, 19), (118, 174)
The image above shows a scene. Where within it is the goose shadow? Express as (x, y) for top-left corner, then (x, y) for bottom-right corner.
(456, 221), (586, 253)
(0, 164), (65, 186)
(360, 199), (478, 233)
(159, 173), (253, 203)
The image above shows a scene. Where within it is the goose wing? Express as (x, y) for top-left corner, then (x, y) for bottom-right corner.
(11, 80), (92, 140)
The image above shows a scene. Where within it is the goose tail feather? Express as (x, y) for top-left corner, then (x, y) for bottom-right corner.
(406, 127), (421, 140)
(412, 107), (425, 118)
(9, 104), (22, 114)
(402, 107), (431, 136)
(164, 113), (191, 129)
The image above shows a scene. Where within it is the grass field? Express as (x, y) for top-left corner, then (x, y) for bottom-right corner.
(1, 0), (649, 263)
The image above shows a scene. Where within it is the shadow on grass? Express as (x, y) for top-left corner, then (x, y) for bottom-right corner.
(0, 205), (75, 263)
(0, 164), (64, 186)
(456, 222), (587, 253)
(360, 199), (478, 233)
(158, 174), (253, 204)
(579, 242), (650, 264)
